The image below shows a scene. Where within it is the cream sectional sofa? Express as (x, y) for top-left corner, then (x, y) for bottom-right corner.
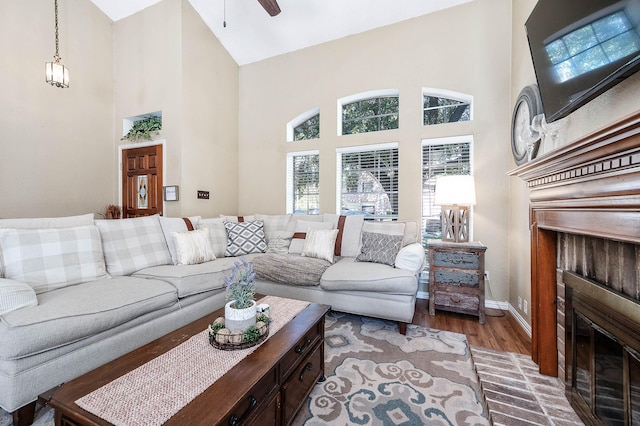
(0, 212), (424, 422)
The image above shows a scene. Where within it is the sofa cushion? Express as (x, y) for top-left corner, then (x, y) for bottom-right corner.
(197, 218), (228, 257)
(219, 215), (256, 223)
(0, 276), (177, 359)
(320, 257), (417, 294)
(159, 216), (201, 264)
(224, 220), (267, 256)
(252, 253), (330, 286)
(0, 278), (38, 316)
(172, 229), (215, 265)
(0, 225), (108, 293)
(301, 228), (339, 263)
(132, 256), (247, 298)
(355, 231), (403, 266)
(254, 214), (292, 241)
(266, 230), (294, 254)
(96, 216), (171, 276)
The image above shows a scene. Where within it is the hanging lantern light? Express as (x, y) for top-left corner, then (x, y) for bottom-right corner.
(45, 0), (69, 88)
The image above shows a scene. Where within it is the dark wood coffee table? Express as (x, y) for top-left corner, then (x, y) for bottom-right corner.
(47, 300), (329, 426)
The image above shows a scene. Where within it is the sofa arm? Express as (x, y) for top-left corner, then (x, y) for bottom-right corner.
(394, 243), (426, 275)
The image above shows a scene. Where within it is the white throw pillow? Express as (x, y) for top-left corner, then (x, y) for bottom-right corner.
(0, 278), (38, 316)
(394, 243), (427, 274)
(289, 220), (334, 254)
(301, 228), (339, 263)
(159, 216), (201, 265)
(172, 229), (216, 265)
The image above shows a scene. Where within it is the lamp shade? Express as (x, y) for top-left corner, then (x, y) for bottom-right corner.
(434, 175), (476, 206)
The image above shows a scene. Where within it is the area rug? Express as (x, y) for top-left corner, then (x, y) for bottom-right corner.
(291, 311), (491, 425)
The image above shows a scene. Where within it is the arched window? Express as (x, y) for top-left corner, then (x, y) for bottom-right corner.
(287, 107), (320, 142)
(422, 89), (472, 125)
(338, 90), (399, 135)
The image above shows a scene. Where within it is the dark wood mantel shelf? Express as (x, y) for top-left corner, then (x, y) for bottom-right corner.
(508, 110), (640, 376)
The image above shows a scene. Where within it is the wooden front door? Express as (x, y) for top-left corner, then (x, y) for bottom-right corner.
(122, 145), (163, 218)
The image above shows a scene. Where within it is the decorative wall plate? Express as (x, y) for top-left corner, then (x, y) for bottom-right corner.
(511, 84), (543, 165)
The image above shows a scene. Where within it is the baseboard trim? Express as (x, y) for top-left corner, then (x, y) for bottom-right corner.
(508, 304), (532, 337)
(417, 292), (532, 337)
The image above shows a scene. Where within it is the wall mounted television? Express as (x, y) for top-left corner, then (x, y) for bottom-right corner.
(526, 0), (640, 122)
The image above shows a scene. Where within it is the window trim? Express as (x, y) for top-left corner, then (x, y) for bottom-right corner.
(286, 150), (320, 214)
(335, 142), (399, 217)
(337, 89), (399, 136)
(421, 88), (474, 124)
(286, 107), (320, 142)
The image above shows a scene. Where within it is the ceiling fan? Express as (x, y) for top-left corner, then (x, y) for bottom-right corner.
(257, 0), (281, 16)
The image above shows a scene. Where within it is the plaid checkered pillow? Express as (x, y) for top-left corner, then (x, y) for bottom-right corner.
(224, 220), (267, 256)
(0, 278), (38, 315)
(96, 216), (171, 276)
(0, 225), (108, 293)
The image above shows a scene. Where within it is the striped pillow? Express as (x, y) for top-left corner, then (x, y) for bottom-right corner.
(0, 225), (108, 293)
(96, 216), (171, 276)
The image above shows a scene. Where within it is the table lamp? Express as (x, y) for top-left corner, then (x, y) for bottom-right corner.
(434, 175), (476, 243)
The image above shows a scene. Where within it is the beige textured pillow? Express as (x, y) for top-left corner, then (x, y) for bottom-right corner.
(172, 229), (216, 265)
(301, 228), (339, 263)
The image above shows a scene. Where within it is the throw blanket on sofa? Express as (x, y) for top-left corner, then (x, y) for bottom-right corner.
(251, 253), (331, 286)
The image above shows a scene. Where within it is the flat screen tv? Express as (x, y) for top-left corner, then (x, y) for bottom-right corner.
(526, 0), (640, 122)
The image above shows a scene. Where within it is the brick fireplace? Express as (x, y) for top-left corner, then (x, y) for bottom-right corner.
(510, 111), (640, 424)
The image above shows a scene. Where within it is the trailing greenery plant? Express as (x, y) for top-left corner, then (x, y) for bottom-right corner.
(121, 115), (162, 141)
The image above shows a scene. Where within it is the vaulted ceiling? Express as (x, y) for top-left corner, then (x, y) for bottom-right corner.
(89, 0), (473, 65)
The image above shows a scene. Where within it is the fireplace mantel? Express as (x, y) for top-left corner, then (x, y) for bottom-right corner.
(509, 110), (640, 376)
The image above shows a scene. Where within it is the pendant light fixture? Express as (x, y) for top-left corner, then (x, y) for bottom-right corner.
(45, 0), (69, 88)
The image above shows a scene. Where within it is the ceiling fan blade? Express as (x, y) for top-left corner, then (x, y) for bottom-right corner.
(257, 0), (281, 16)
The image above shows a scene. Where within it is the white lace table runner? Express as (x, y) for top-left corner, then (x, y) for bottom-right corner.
(76, 296), (311, 426)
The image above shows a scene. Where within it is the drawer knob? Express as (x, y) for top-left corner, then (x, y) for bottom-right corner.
(295, 337), (312, 354)
(450, 296), (461, 303)
(299, 362), (313, 382)
(229, 395), (257, 425)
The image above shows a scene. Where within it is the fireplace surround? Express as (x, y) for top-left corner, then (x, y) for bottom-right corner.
(510, 111), (640, 424)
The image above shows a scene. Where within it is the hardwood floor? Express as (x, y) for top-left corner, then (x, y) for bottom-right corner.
(412, 298), (532, 355)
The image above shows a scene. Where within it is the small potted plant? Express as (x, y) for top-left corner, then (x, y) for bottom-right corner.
(223, 258), (257, 331)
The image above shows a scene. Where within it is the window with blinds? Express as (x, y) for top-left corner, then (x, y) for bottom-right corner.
(422, 138), (472, 244)
(336, 143), (398, 220)
(286, 151), (320, 214)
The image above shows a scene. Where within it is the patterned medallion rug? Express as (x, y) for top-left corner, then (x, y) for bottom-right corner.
(292, 311), (491, 425)
(0, 312), (491, 426)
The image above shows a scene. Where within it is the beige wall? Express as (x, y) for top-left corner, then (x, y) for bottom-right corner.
(0, 0), (114, 218)
(509, 0), (640, 326)
(238, 0), (513, 301)
(113, 0), (239, 218)
(181, 1), (239, 217)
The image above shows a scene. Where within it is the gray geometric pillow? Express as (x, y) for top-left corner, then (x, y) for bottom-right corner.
(355, 231), (403, 266)
(224, 220), (267, 256)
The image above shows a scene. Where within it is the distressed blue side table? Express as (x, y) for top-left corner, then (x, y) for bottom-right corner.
(427, 240), (487, 324)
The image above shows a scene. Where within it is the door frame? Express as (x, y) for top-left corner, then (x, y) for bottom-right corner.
(118, 139), (166, 215)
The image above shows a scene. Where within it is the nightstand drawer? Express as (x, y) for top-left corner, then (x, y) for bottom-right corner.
(434, 269), (480, 287)
(433, 250), (480, 269)
(433, 292), (479, 312)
